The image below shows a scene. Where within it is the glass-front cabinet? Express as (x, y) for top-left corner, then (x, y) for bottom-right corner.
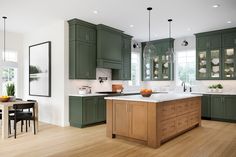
(223, 48), (236, 79)
(142, 38), (174, 81)
(210, 49), (221, 79)
(197, 50), (207, 79)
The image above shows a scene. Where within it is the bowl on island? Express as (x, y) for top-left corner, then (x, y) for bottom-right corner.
(140, 89), (152, 97)
(0, 96), (10, 102)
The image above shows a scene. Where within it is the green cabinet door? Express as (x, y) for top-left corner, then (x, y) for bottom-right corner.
(69, 96), (83, 127)
(224, 95), (236, 121)
(201, 95), (211, 118)
(82, 97), (97, 125)
(97, 97), (106, 122)
(211, 95), (225, 119)
(74, 42), (96, 79)
(68, 19), (97, 80)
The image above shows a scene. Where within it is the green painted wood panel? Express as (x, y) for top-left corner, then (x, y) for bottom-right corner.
(97, 97), (106, 122)
(222, 30), (236, 48)
(69, 96), (83, 127)
(224, 95), (236, 121)
(211, 95), (226, 119)
(82, 97), (97, 125)
(201, 95), (211, 118)
(97, 24), (123, 69)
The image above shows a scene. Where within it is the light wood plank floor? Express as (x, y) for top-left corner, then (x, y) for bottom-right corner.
(0, 120), (236, 157)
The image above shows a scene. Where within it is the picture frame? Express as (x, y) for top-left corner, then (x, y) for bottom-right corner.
(29, 41), (51, 97)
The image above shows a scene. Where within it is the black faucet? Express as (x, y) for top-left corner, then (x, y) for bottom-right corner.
(181, 82), (187, 92)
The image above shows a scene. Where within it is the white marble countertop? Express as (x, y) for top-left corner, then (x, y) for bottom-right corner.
(191, 91), (236, 95)
(68, 91), (168, 97)
(105, 93), (202, 103)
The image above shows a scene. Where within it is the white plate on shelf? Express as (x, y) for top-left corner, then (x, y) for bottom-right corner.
(212, 66), (219, 73)
(199, 68), (207, 73)
(226, 49), (234, 56)
(225, 59), (234, 64)
(212, 58), (219, 65)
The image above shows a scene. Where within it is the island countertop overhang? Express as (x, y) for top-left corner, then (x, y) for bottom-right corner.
(105, 93), (202, 103)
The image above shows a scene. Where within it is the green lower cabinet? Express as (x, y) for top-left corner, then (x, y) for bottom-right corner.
(224, 96), (236, 121)
(210, 95), (236, 122)
(201, 95), (211, 118)
(211, 95), (226, 119)
(69, 96), (106, 128)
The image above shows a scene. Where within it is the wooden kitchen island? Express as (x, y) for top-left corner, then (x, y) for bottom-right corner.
(105, 93), (202, 148)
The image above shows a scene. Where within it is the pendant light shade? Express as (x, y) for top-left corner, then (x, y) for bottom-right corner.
(166, 19), (175, 63)
(2, 16), (7, 62)
(143, 7), (157, 61)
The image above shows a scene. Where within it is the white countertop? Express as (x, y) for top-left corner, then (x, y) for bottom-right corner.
(191, 91), (236, 95)
(68, 91), (168, 97)
(105, 93), (202, 103)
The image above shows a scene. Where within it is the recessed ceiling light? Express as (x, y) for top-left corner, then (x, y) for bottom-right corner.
(129, 24), (134, 28)
(93, 10), (98, 14)
(212, 4), (220, 8)
(227, 21), (232, 24)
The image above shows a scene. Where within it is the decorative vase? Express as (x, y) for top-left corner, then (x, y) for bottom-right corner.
(9, 96), (16, 102)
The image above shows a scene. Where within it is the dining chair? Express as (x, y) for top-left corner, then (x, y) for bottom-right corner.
(26, 100), (37, 127)
(9, 103), (36, 139)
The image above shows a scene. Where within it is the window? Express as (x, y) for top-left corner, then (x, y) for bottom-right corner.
(129, 51), (141, 86)
(0, 50), (18, 96)
(175, 50), (196, 86)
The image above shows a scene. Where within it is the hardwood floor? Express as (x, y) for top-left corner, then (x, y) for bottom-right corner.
(0, 120), (236, 157)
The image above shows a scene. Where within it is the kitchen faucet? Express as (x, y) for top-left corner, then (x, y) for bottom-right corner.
(181, 81), (187, 92)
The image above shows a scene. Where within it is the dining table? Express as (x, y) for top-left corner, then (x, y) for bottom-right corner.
(0, 100), (38, 139)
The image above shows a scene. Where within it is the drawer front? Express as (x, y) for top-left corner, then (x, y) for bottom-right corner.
(189, 111), (200, 127)
(161, 119), (176, 140)
(176, 115), (189, 133)
(175, 101), (190, 116)
(189, 99), (200, 113)
(161, 102), (175, 121)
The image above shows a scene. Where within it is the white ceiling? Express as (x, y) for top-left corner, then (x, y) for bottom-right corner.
(0, 0), (236, 41)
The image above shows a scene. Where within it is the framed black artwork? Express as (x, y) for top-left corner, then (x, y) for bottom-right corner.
(29, 41), (51, 97)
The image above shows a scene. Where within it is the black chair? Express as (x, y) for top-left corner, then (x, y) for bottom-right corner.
(27, 100), (37, 127)
(9, 103), (36, 138)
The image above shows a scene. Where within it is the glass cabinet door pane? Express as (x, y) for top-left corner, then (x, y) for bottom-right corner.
(152, 56), (160, 79)
(210, 49), (220, 78)
(223, 48), (235, 78)
(161, 55), (169, 79)
(143, 58), (151, 80)
(198, 51), (207, 78)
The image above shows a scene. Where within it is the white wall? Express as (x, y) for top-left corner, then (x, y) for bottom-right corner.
(23, 20), (67, 127)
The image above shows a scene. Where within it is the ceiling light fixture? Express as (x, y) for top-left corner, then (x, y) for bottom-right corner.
(2, 16), (7, 62)
(129, 24), (134, 28)
(166, 19), (175, 64)
(143, 7), (157, 61)
(212, 4), (220, 8)
(93, 10), (98, 14)
(227, 21), (232, 24)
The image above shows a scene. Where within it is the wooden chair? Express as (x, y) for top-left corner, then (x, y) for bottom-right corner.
(9, 103), (36, 138)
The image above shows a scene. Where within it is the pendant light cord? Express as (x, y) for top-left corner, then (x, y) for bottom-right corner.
(149, 10), (150, 42)
(2, 16), (7, 62)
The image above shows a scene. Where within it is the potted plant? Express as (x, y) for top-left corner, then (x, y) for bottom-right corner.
(212, 85), (217, 92)
(217, 84), (223, 92)
(6, 83), (15, 101)
(208, 85), (213, 92)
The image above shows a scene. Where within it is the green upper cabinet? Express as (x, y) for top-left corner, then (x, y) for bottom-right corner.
(142, 38), (174, 81)
(68, 19), (97, 79)
(112, 34), (132, 80)
(196, 27), (236, 80)
(97, 24), (123, 69)
(196, 32), (222, 80)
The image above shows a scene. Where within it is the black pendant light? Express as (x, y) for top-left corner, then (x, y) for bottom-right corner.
(166, 19), (175, 63)
(2, 16), (7, 62)
(143, 7), (157, 61)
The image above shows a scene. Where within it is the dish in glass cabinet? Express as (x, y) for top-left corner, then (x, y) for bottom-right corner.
(212, 73), (219, 77)
(225, 69), (230, 72)
(154, 58), (158, 62)
(212, 66), (219, 73)
(199, 53), (205, 59)
(154, 70), (158, 75)
(225, 59), (234, 64)
(155, 64), (159, 68)
(226, 49), (234, 56)
(146, 70), (150, 75)
(164, 63), (168, 68)
(199, 68), (207, 73)
(212, 58), (219, 65)
(230, 67), (234, 72)
(146, 63), (150, 68)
